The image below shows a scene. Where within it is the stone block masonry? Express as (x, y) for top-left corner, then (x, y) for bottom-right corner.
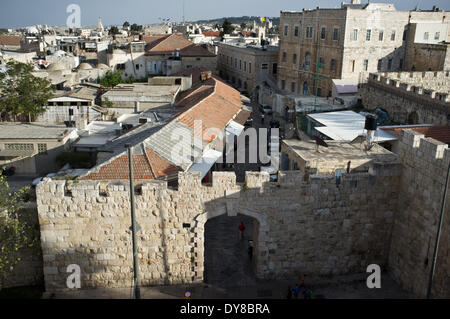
(388, 130), (450, 298)
(34, 130), (450, 298)
(37, 166), (400, 292)
(361, 71), (450, 125)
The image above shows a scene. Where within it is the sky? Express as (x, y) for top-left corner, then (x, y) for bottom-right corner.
(0, 0), (449, 28)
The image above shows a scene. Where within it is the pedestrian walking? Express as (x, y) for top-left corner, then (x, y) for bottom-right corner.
(300, 274), (306, 288)
(303, 286), (313, 300)
(238, 221), (245, 240)
(293, 284), (300, 299)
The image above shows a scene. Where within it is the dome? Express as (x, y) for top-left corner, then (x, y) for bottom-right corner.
(96, 63), (110, 70)
(47, 62), (66, 72)
(78, 62), (93, 70)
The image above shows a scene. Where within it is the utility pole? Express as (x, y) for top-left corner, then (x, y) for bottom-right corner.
(126, 144), (141, 299)
(426, 161), (450, 298)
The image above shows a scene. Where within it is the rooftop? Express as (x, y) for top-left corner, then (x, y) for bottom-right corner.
(0, 123), (75, 140)
(381, 125), (450, 145)
(283, 139), (397, 166)
(308, 110), (398, 142)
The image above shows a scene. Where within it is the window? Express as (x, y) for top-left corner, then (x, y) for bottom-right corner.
(234, 58), (237, 68)
(399, 59), (403, 70)
(351, 60), (355, 73)
(281, 80), (286, 90)
(38, 143), (47, 155)
(435, 32), (440, 40)
(366, 29), (371, 41)
(330, 59), (336, 71)
(304, 52), (311, 71)
(291, 82), (296, 93)
(244, 61), (247, 71)
(282, 52), (287, 63)
(293, 54), (297, 64)
(388, 58), (393, 70)
(117, 63), (125, 70)
(272, 63), (277, 75)
(352, 29), (358, 41)
(135, 64), (139, 70)
(319, 57), (324, 69)
(377, 59), (382, 71)
(379, 29), (384, 41)
(294, 26), (299, 37)
(391, 29), (396, 41)
(306, 26), (313, 38)
(249, 63), (252, 74)
(363, 59), (369, 71)
(196, 57), (201, 61)
(261, 63), (268, 70)
(403, 29), (408, 41)
(239, 60), (242, 70)
(424, 32), (429, 41)
(321, 27), (326, 40)
(284, 25), (289, 36)
(333, 28), (339, 41)
(5, 143), (34, 151)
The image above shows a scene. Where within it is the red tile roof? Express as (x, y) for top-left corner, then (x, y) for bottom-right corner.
(80, 148), (180, 181)
(144, 33), (215, 57)
(80, 74), (242, 181)
(145, 33), (192, 55)
(202, 31), (221, 37)
(0, 35), (23, 47)
(176, 76), (242, 142)
(382, 125), (450, 144)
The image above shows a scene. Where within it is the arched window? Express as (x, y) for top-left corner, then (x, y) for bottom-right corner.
(305, 52), (311, 71)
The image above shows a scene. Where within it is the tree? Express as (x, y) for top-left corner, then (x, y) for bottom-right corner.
(102, 97), (113, 108)
(0, 168), (35, 289)
(123, 21), (130, 29)
(0, 61), (54, 122)
(221, 19), (234, 37)
(130, 24), (142, 33)
(109, 26), (120, 35)
(240, 22), (247, 31)
(98, 70), (134, 87)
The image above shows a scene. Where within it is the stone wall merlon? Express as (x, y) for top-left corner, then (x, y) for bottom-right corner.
(400, 129), (449, 160)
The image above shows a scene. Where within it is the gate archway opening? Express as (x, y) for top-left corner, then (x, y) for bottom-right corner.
(203, 213), (259, 287)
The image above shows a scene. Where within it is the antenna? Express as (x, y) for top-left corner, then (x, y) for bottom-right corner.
(182, 0), (185, 24)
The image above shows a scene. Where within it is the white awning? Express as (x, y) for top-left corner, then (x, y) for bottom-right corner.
(226, 120), (245, 137)
(188, 149), (223, 179)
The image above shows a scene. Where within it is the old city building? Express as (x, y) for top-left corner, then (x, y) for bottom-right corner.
(277, 1), (449, 97)
(217, 42), (278, 94)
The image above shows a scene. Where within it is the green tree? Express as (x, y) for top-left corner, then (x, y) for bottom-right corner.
(109, 26), (120, 35)
(103, 97), (114, 108)
(0, 61), (54, 122)
(240, 22), (247, 30)
(123, 21), (130, 29)
(221, 19), (234, 37)
(0, 168), (35, 289)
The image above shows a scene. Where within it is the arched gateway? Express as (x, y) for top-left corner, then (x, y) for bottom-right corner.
(191, 205), (271, 282)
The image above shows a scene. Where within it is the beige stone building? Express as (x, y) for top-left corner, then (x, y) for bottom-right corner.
(278, 1), (449, 97)
(217, 42), (278, 94)
(0, 124), (78, 176)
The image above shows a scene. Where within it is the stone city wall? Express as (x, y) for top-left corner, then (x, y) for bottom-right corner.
(388, 129), (450, 298)
(361, 72), (450, 125)
(36, 165), (400, 291)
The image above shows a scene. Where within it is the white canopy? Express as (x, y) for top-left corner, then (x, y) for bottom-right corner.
(188, 149), (223, 179)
